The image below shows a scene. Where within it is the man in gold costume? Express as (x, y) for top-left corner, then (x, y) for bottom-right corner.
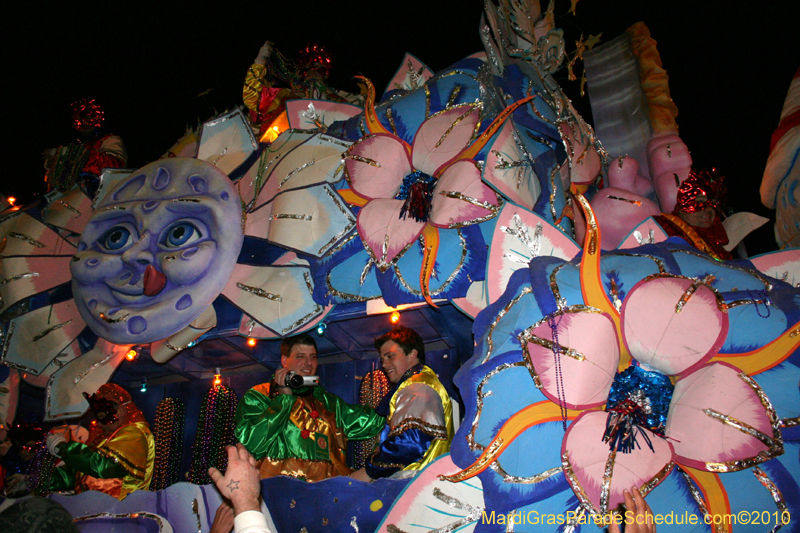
(351, 326), (454, 481)
(46, 383), (154, 499)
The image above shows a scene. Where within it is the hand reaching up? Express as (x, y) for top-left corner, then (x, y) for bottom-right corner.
(609, 486), (655, 533)
(208, 444), (261, 515)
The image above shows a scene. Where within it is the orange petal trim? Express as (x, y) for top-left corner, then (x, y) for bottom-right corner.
(420, 225), (440, 307)
(355, 76), (391, 136)
(337, 188), (369, 207)
(709, 319), (800, 375)
(439, 400), (585, 483)
(681, 466), (731, 533)
(574, 193), (630, 371)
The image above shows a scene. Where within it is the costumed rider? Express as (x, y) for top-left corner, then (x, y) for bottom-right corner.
(654, 168), (733, 260)
(235, 334), (385, 481)
(43, 98), (127, 195)
(46, 383), (155, 499)
(242, 40), (360, 138)
(350, 326), (454, 482)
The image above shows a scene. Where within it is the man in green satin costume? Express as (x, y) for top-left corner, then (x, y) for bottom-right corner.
(235, 334), (385, 481)
(46, 383), (155, 499)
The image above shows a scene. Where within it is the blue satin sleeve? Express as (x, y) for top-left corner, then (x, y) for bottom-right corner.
(365, 425), (435, 479)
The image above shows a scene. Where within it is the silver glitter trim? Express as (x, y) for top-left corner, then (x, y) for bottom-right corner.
(677, 467), (716, 531)
(641, 272), (727, 313)
(599, 446), (617, 514)
(362, 232), (415, 273)
(279, 159), (316, 190)
(703, 408), (774, 447)
(359, 260), (373, 287)
(704, 372), (783, 472)
(301, 103), (325, 129)
(192, 498), (202, 533)
(99, 312), (129, 324)
(674, 250), (773, 290)
(346, 154), (381, 167)
(482, 286), (533, 364)
(633, 229), (656, 245)
(0, 322), (15, 364)
(562, 506), (585, 533)
(74, 512), (166, 531)
(0, 272), (40, 287)
(446, 86), (463, 108)
(165, 341), (192, 351)
(519, 306), (606, 387)
(388, 417), (448, 440)
(325, 272), (371, 302)
(236, 282), (282, 301)
(318, 134), (352, 148)
(549, 165), (563, 231)
(326, 232), (357, 258)
(438, 191), (501, 228)
(58, 200), (82, 216)
(388, 487), (484, 533)
(392, 228), (467, 297)
(640, 461), (674, 495)
(278, 272), (323, 335)
(752, 466), (789, 532)
(467, 361), (526, 450)
(171, 198), (201, 203)
(562, 450), (599, 515)
(269, 213), (312, 221)
(32, 319), (73, 342)
(317, 186), (356, 256)
(73, 350), (115, 384)
(386, 107), (398, 136)
(612, 252), (667, 273)
(9, 232), (46, 248)
(489, 463), (561, 485)
(500, 213), (542, 265)
(430, 104), (482, 149)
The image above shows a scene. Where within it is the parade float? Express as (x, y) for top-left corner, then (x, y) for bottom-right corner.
(1, 0), (798, 531)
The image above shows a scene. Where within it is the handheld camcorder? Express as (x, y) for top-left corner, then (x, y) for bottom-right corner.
(285, 371), (320, 389)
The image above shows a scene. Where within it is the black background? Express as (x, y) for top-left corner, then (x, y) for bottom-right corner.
(3, 0), (798, 254)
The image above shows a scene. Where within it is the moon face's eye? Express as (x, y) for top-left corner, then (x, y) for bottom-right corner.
(100, 226), (133, 251)
(162, 221), (202, 248)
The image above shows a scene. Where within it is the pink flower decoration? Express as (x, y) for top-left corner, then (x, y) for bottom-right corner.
(344, 105), (501, 271)
(553, 275), (782, 515)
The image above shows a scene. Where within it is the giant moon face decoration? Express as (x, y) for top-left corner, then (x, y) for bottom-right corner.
(71, 158), (244, 344)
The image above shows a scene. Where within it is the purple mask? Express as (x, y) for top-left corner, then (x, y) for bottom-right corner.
(71, 158), (244, 344)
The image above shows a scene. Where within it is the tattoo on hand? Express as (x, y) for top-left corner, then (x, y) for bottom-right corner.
(227, 479), (240, 492)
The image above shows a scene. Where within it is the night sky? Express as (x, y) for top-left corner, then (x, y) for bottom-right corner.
(3, 0), (798, 254)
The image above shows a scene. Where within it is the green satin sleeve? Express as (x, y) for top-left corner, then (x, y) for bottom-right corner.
(49, 464), (76, 491)
(59, 441), (129, 479)
(316, 388), (386, 440)
(234, 387), (296, 459)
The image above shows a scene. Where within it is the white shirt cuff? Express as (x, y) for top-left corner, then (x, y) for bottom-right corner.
(234, 510), (271, 533)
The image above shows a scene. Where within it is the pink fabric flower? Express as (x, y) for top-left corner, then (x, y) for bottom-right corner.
(344, 104), (501, 272)
(521, 275), (782, 515)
